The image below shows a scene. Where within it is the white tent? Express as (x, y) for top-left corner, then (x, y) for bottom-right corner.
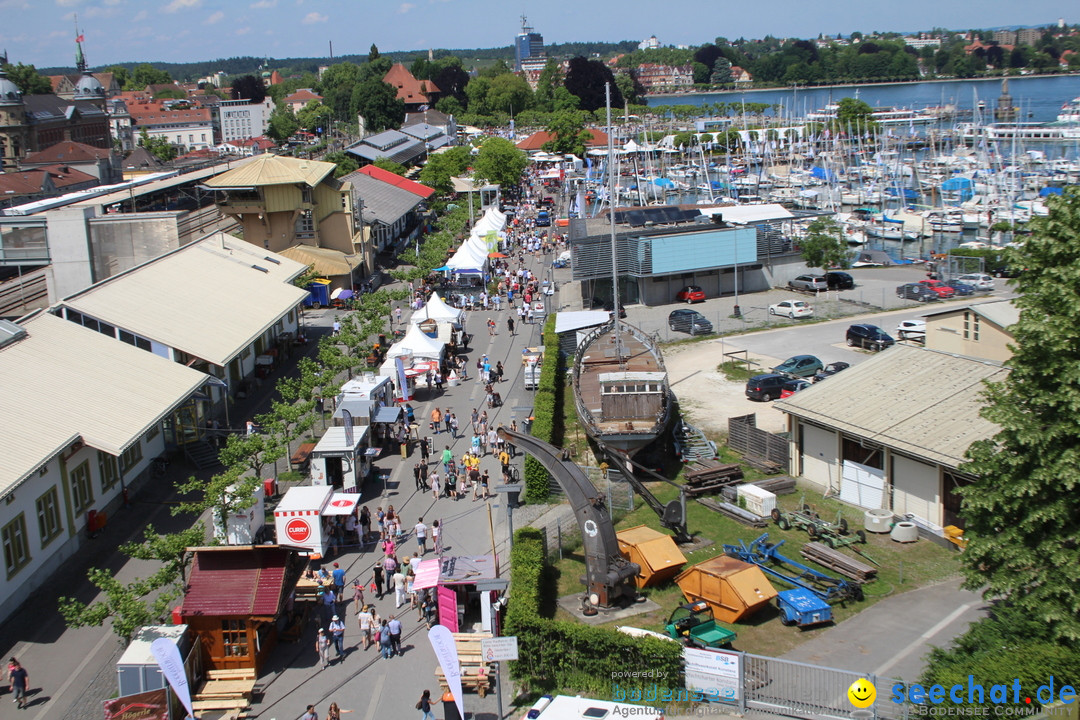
(385, 323), (445, 360)
(445, 240), (489, 272)
(411, 292), (464, 326)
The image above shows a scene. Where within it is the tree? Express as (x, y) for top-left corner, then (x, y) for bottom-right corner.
(324, 150), (359, 178)
(105, 65), (132, 90)
(296, 100), (332, 134)
(472, 137), (528, 189)
(833, 97), (878, 134)
(563, 56), (623, 112)
(486, 73), (533, 116)
(176, 464), (261, 540)
(710, 58), (734, 85)
(368, 44), (381, 62)
(121, 525), (206, 585)
(552, 86), (582, 112)
(691, 61), (710, 85)
(138, 128), (177, 162)
(130, 63), (172, 89)
(231, 74), (266, 103)
(266, 105), (299, 142)
(351, 78), (405, 132)
(419, 146), (471, 195)
(533, 58), (563, 112)
(372, 157), (407, 176)
(543, 110), (590, 156)
(799, 218), (852, 270)
(958, 187), (1080, 644)
(1, 62), (51, 94)
(318, 62), (362, 121)
(430, 57), (470, 107)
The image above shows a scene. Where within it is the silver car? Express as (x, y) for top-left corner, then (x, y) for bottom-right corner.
(789, 274), (828, 292)
(956, 273), (994, 291)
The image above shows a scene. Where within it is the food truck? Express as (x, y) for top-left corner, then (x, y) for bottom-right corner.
(273, 485), (360, 555)
(310, 425), (371, 490)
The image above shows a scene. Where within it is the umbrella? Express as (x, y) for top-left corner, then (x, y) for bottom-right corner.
(488, 252), (508, 258)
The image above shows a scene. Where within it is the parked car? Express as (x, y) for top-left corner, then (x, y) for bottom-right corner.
(675, 285), (706, 303)
(896, 319), (927, 341)
(957, 273), (996, 289)
(813, 362), (850, 383)
(896, 283), (940, 302)
(789, 275), (828, 292)
(918, 280), (956, 299)
(780, 378), (812, 398)
(745, 373), (789, 402)
(768, 300), (814, 319)
(535, 210), (551, 227)
(939, 280), (975, 296)
(846, 324), (895, 351)
(668, 309), (713, 336)
(772, 354), (825, 378)
(824, 271), (855, 290)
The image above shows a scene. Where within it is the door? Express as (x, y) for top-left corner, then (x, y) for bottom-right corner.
(840, 460), (885, 509)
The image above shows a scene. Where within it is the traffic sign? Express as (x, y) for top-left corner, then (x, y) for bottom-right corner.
(481, 636), (518, 662)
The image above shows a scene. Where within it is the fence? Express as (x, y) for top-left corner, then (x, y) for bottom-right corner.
(537, 464), (635, 561)
(728, 414), (791, 472)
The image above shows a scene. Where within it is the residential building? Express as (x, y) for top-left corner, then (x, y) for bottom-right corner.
(0, 165), (99, 208)
(216, 97), (276, 144)
(731, 66), (754, 84)
(638, 35), (661, 51)
(382, 64), (440, 112)
(127, 101), (213, 153)
(49, 72), (121, 99)
(221, 136), (276, 156)
(21, 140), (121, 184)
(283, 88), (323, 114)
(904, 36), (942, 49)
(775, 345), (1007, 533)
(340, 165), (434, 253)
(514, 15), (545, 71)
(519, 56), (554, 90)
(923, 299), (1018, 363)
(345, 129), (428, 168)
(993, 30), (1018, 45)
(633, 63), (695, 93)
(203, 154), (370, 282)
(106, 98), (135, 152)
(0, 311), (211, 623)
(1018, 28), (1042, 46)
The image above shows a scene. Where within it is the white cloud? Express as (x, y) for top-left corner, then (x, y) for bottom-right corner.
(301, 11), (326, 23)
(132, 8), (147, 20)
(236, 25), (252, 35)
(397, 2), (413, 12)
(161, 0), (201, 13)
(204, 9), (223, 23)
(250, 0), (276, 7)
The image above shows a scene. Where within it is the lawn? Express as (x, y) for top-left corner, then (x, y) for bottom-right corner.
(548, 471), (960, 658)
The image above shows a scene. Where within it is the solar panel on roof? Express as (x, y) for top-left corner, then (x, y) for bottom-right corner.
(626, 210), (646, 227)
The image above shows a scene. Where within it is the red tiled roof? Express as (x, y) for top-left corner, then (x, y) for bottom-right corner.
(39, 164), (97, 187)
(127, 104), (212, 125)
(383, 63), (440, 105)
(23, 140), (111, 164)
(515, 128), (609, 151)
(357, 164), (435, 198)
(285, 89), (322, 104)
(181, 547), (291, 617)
(0, 172), (44, 195)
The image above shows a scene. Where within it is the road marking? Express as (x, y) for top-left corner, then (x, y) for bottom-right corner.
(362, 671), (386, 720)
(32, 628), (114, 720)
(872, 600), (981, 678)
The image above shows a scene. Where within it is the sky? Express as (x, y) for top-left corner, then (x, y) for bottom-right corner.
(0, 0), (1075, 69)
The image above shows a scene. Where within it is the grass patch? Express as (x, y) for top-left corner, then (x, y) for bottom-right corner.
(551, 475), (959, 658)
(717, 359), (759, 383)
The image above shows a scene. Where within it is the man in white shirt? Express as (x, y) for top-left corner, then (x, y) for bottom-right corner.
(414, 518), (428, 554)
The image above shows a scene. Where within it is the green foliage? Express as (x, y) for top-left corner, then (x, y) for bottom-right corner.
(959, 187), (1080, 643)
(472, 137), (528, 189)
(533, 58), (564, 112)
(296, 100), (332, 134)
(121, 524), (206, 584)
(153, 88), (186, 100)
(1, 62), (52, 94)
(505, 528), (683, 695)
(419, 146), (471, 196)
(138, 128), (177, 162)
(129, 63), (172, 89)
(948, 247), (1011, 274)
(833, 97), (879, 134)
(564, 57), (623, 112)
(59, 567), (179, 646)
(352, 77), (406, 132)
(486, 72), (534, 115)
(324, 151), (359, 179)
(800, 218), (853, 270)
(317, 62), (362, 121)
(524, 316), (562, 503)
(543, 110), (591, 156)
(372, 158), (407, 176)
(230, 74), (266, 103)
(266, 105), (299, 142)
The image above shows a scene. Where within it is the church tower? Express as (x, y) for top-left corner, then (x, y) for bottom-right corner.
(72, 32), (106, 109)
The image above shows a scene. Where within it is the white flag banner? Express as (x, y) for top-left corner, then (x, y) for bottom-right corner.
(150, 637), (194, 719)
(428, 625), (464, 719)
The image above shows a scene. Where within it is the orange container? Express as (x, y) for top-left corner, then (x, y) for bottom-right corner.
(674, 555), (778, 623)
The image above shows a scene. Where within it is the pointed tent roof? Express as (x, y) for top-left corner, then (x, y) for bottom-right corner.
(445, 239), (489, 272)
(203, 154), (335, 189)
(385, 322), (445, 360)
(411, 292), (464, 324)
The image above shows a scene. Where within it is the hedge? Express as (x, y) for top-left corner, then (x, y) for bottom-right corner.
(523, 315), (563, 503)
(505, 528), (683, 696)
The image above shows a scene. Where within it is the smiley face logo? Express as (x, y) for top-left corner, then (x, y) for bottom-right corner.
(847, 678), (876, 708)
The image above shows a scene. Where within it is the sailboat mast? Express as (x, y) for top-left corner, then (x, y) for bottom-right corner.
(606, 83), (624, 363)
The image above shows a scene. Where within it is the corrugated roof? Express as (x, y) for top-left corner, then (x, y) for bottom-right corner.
(59, 233), (308, 366)
(924, 299), (1020, 331)
(356, 164), (435, 198)
(0, 312), (208, 495)
(775, 344), (1007, 468)
(202, 154), (335, 189)
(340, 171), (425, 225)
(345, 137), (426, 166)
(276, 244), (362, 277)
(181, 547), (291, 617)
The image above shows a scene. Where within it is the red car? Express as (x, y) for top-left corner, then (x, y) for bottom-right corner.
(676, 285), (706, 303)
(918, 280), (956, 298)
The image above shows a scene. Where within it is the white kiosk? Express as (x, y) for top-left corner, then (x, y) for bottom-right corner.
(273, 485), (361, 555)
(310, 425), (369, 490)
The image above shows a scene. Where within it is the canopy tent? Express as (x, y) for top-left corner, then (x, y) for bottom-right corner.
(411, 292), (464, 326)
(445, 238), (489, 273)
(385, 323), (445, 360)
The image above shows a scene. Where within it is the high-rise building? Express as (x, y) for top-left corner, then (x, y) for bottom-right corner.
(514, 16), (545, 71)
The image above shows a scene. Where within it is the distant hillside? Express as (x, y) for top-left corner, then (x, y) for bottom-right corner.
(39, 40), (638, 81)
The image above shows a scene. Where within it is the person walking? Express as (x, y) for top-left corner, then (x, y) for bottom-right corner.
(430, 469), (441, 501)
(441, 445), (453, 474)
(394, 306), (403, 326)
(388, 615), (403, 656)
(8, 658), (29, 710)
(352, 579), (365, 611)
(430, 407), (442, 434)
(378, 619), (393, 659)
(414, 518), (428, 554)
(357, 604), (374, 651)
(416, 689), (436, 720)
(443, 408), (452, 434)
(393, 567), (407, 609)
(413, 462), (425, 491)
(448, 413), (459, 438)
(326, 702), (350, 720)
(328, 615), (346, 662)
(495, 361), (504, 383)
(331, 563), (346, 598)
(301, 704), (318, 720)
(370, 562), (385, 599)
(432, 520), (442, 555)
(316, 628), (332, 669)
(507, 316), (515, 335)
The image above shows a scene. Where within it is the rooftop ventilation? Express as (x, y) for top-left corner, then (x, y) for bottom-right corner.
(0, 319), (28, 349)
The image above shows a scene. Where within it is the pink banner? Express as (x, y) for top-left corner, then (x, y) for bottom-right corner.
(413, 558), (441, 590)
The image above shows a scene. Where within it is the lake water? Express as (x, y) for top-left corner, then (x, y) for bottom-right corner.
(644, 75), (1080, 123)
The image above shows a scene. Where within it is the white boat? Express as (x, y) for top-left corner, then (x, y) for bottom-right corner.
(959, 122), (1080, 142)
(923, 211), (963, 234)
(806, 104), (935, 126)
(1058, 97), (1080, 124)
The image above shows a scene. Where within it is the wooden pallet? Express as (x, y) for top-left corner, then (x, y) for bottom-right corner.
(801, 542), (877, 582)
(433, 632), (496, 698)
(742, 455), (784, 474)
(750, 475), (797, 495)
(696, 497), (768, 527)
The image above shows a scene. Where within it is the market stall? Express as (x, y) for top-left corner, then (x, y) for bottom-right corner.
(310, 425), (370, 490)
(273, 485), (362, 555)
(411, 554), (499, 632)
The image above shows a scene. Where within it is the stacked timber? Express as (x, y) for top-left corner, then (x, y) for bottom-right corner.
(683, 461), (744, 498)
(434, 632), (495, 697)
(192, 669), (256, 715)
(801, 542), (877, 582)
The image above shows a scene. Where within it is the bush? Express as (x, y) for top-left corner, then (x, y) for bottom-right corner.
(524, 315), (562, 503)
(505, 528), (683, 696)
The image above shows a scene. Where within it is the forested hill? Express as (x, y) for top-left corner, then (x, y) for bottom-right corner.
(38, 40), (639, 80)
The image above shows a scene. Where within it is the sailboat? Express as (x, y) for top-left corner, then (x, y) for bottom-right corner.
(572, 85), (674, 457)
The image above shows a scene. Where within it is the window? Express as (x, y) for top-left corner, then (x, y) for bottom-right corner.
(98, 451), (120, 492)
(120, 440), (143, 473)
(145, 424), (160, 442)
(36, 488), (63, 547)
(973, 315), (980, 342)
(221, 619), (250, 656)
(70, 461), (94, 515)
(2, 515), (31, 578)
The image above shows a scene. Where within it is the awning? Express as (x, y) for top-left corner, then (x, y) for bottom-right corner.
(324, 493), (359, 515)
(373, 405), (402, 423)
(412, 558), (441, 590)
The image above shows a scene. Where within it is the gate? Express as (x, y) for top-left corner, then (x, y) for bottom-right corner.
(728, 414), (791, 472)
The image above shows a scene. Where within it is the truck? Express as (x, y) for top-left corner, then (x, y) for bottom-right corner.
(522, 347), (543, 390)
(303, 278), (332, 309)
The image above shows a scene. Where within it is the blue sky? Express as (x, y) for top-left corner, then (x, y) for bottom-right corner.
(1, 0), (1075, 68)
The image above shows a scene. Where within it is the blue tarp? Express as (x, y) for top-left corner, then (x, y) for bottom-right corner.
(652, 178), (676, 188)
(810, 166), (837, 182)
(1039, 187), (1064, 197)
(941, 177), (973, 190)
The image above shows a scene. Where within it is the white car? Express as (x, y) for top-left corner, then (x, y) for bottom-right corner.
(769, 300), (815, 319)
(897, 319), (926, 341)
(956, 273), (995, 291)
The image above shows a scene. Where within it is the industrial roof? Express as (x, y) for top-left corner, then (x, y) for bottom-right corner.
(923, 298), (1020, 331)
(59, 233), (308, 366)
(345, 136), (426, 166)
(0, 312), (208, 496)
(696, 203), (795, 224)
(312, 425), (369, 454)
(774, 344), (1007, 468)
(202, 154), (336, 189)
(181, 547), (292, 618)
(340, 171), (427, 226)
